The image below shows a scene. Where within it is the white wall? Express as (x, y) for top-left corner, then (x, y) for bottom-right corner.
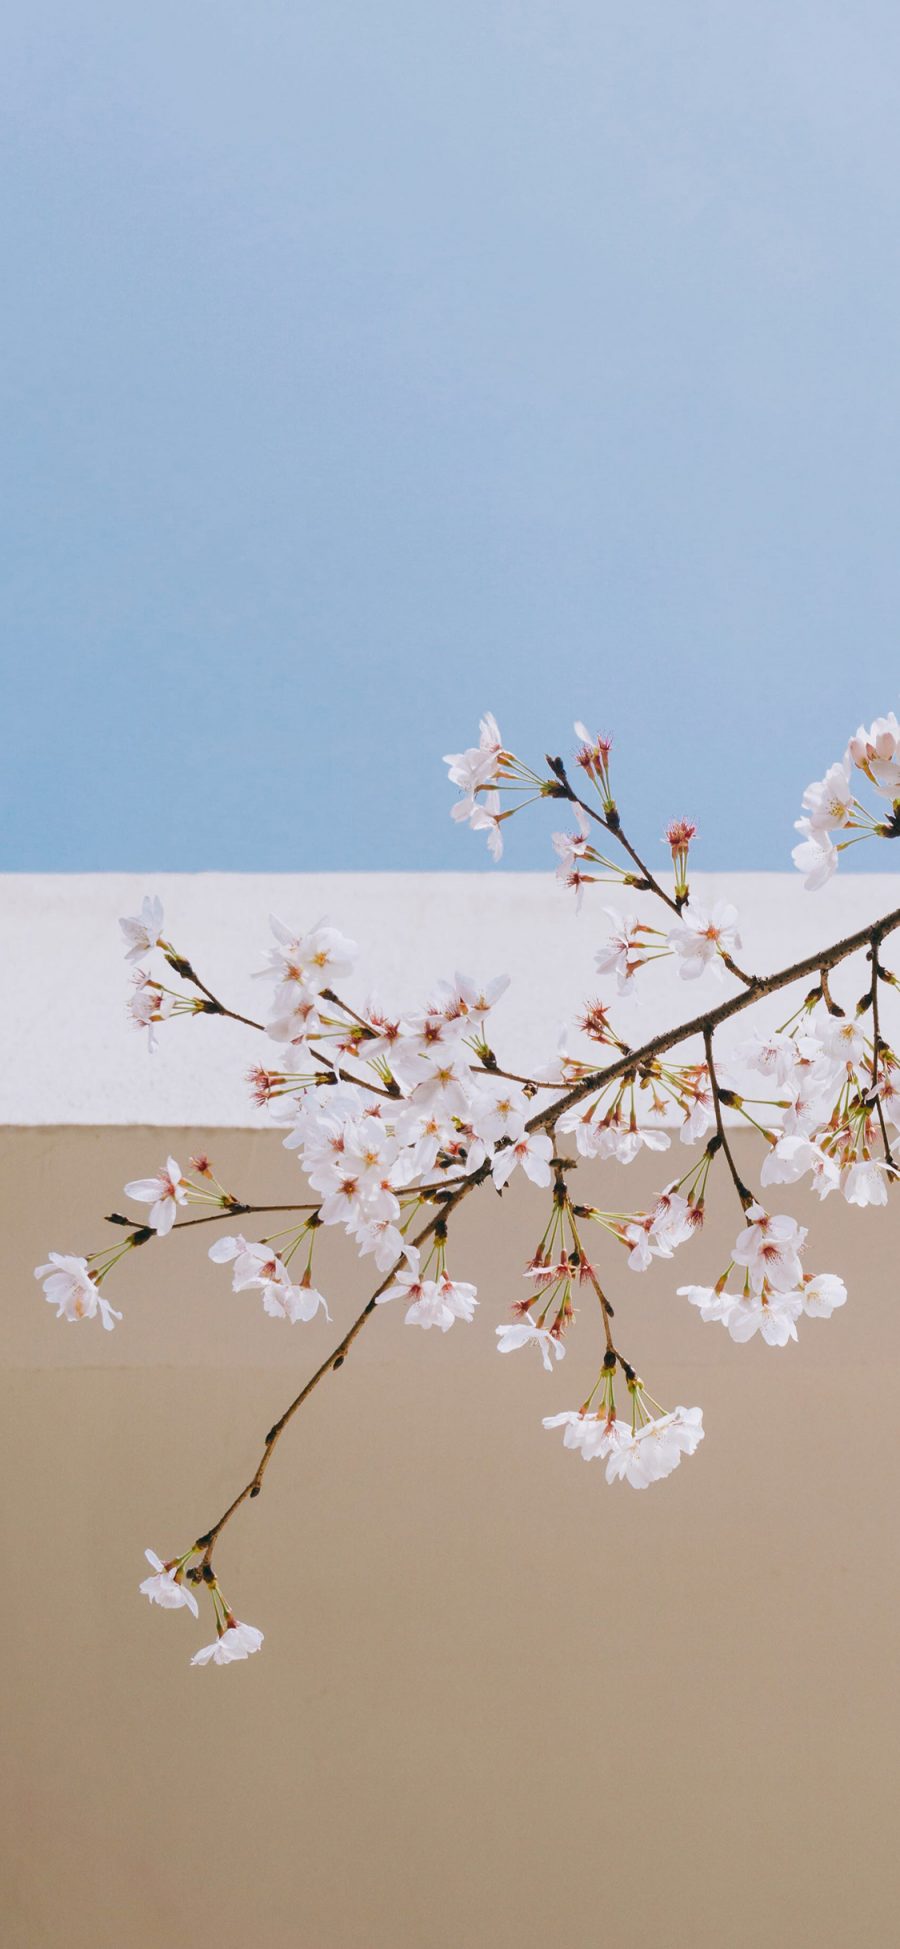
(3, 871), (898, 1124)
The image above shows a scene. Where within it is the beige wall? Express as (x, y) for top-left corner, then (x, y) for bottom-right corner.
(4, 1126), (899, 1947)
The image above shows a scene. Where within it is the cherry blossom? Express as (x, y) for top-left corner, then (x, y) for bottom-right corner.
(123, 1157), (188, 1237)
(800, 763), (854, 833)
(34, 1253), (122, 1331)
(594, 911), (659, 992)
(139, 1550), (199, 1617)
(119, 895), (165, 962)
(543, 1409), (624, 1461)
(666, 900), (741, 982)
(738, 1029), (800, 1091)
(375, 1249), (477, 1332)
(792, 823), (839, 890)
(760, 1135), (830, 1188)
(209, 1236), (330, 1323)
(604, 1406), (704, 1488)
(723, 1287), (803, 1346)
(679, 1281), (738, 1325)
(258, 915), (358, 995)
(128, 973), (175, 1051)
(731, 1205), (806, 1293)
(801, 1273), (847, 1318)
(495, 1321), (566, 1370)
(842, 1159), (890, 1207)
(847, 711), (900, 798)
(452, 787), (504, 859)
(491, 1130), (554, 1189)
(191, 1620), (264, 1668)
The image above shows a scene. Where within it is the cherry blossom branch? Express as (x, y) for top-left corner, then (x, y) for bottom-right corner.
(547, 756), (759, 986)
(163, 952), (267, 1032)
(103, 1203), (322, 1242)
(548, 758), (684, 916)
(525, 903), (900, 1135)
(193, 1166), (489, 1563)
(181, 901), (900, 1570)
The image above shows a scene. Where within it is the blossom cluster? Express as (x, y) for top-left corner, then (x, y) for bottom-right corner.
(34, 704), (900, 1666)
(793, 712), (900, 887)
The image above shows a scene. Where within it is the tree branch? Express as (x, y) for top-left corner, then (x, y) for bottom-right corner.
(181, 900), (900, 1571)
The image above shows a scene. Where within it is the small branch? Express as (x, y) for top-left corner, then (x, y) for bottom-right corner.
(193, 1165), (489, 1561)
(103, 1203), (321, 1243)
(165, 953), (267, 1032)
(564, 783), (681, 917)
(868, 936), (896, 1174)
(553, 769), (759, 985)
(470, 1062), (560, 1090)
(566, 1200), (616, 1354)
(820, 968), (845, 1018)
(703, 1028), (753, 1211)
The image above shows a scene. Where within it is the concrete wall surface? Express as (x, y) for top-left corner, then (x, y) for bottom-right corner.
(3, 1120), (899, 1949)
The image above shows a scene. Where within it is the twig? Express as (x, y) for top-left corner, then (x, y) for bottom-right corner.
(702, 1028), (753, 1211)
(194, 1165), (490, 1560)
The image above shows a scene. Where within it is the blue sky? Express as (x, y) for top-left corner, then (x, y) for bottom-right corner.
(3, 1), (900, 872)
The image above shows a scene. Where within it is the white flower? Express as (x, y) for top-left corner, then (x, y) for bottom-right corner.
(404, 1055), (473, 1120)
(760, 1135), (828, 1187)
(208, 1236), (329, 1321)
(543, 1409), (624, 1461)
(444, 713), (505, 795)
(800, 763), (854, 832)
(666, 900), (741, 981)
(679, 1282), (737, 1325)
(725, 1288), (803, 1346)
(594, 911), (653, 993)
(375, 1252), (476, 1332)
(258, 915), (358, 992)
(266, 993), (322, 1047)
(34, 1253), (122, 1331)
(440, 972), (511, 1024)
(127, 973), (175, 1051)
(263, 1278), (330, 1323)
(808, 1149), (841, 1200)
(731, 1205), (806, 1292)
(604, 1406), (705, 1488)
(792, 821), (838, 890)
(593, 1122), (671, 1165)
(402, 1282), (456, 1331)
(375, 1248), (426, 1309)
(435, 1273), (478, 1323)
(191, 1620), (264, 1667)
(349, 1213), (408, 1271)
(802, 1273), (847, 1318)
(119, 895), (165, 962)
(123, 1156), (187, 1236)
(491, 1130), (554, 1189)
(470, 1081), (529, 1145)
(842, 1159), (890, 1207)
(495, 1321), (566, 1370)
(738, 1029), (800, 1091)
(848, 711), (900, 797)
(679, 1090), (716, 1145)
(820, 1017), (866, 1067)
(451, 788), (504, 859)
(139, 1550), (199, 1617)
